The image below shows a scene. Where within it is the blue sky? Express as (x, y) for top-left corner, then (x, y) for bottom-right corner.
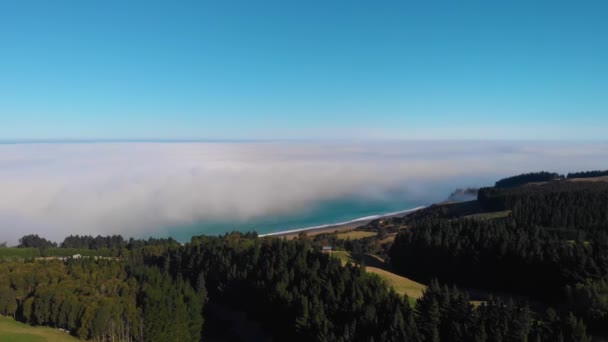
(1, 1), (607, 140)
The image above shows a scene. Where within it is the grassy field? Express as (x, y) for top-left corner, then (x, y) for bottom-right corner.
(567, 176), (608, 182)
(0, 248), (40, 259)
(335, 230), (377, 240)
(0, 316), (80, 342)
(464, 210), (511, 220)
(332, 251), (426, 306)
(44, 247), (114, 257)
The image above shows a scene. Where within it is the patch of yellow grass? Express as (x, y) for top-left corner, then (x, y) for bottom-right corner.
(464, 210), (511, 220)
(470, 301), (485, 307)
(335, 230), (377, 240)
(332, 251), (426, 301)
(366, 266), (426, 299)
(332, 250), (352, 264)
(0, 316), (80, 342)
(378, 234), (397, 245)
(567, 176), (608, 182)
(333, 252), (499, 308)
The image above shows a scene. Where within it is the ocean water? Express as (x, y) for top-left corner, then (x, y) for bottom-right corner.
(163, 183), (463, 242)
(3, 141), (608, 245)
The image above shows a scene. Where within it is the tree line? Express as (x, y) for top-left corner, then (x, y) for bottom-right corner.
(2, 229), (594, 341)
(390, 217), (608, 299)
(155, 233), (587, 341)
(0, 258), (204, 342)
(567, 170), (608, 179)
(6, 170), (608, 340)
(17, 234), (180, 251)
(391, 173), (608, 337)
(494, 171), (563, 188)
(477, 180), (608, 231)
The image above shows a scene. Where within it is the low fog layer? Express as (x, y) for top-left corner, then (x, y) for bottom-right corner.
(1, 141), (607, 244)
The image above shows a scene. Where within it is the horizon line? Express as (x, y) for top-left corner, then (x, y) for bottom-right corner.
(2, 138), (608, 144)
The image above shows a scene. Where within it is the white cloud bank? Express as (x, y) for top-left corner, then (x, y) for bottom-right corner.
(0, 141), (607, 244)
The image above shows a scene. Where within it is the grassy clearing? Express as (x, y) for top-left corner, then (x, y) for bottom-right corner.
(378, 234), (397, 245)
(470, 301), (485, 307)
(567, 176), (608, 182)
(464, 210), (511, 220)
(0, 316), (80, 342)
(335, 230), (377, 240)
(332, 251), (426, 306)
(0, 248), (40, 259)
(44, 248), (114, 257)
(334, 252), (493, 308)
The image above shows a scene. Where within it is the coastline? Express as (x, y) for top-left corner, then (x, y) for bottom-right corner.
(259, 206), (426, 239)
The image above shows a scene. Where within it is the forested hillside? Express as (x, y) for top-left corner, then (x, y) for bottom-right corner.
(567, 170), (608, 179)
(1, 233), (591, 341)
(0, 260), (204, 341)
(391, 171), (608, 338)
(494, 171), (563, 188)
(478, 181), (608, 230)
(2, 170), (607, 341)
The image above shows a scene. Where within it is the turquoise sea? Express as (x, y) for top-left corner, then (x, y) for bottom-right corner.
(164, 182), (466, 242)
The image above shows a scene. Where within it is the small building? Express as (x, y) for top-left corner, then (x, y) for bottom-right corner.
(322, 246), (332, 254)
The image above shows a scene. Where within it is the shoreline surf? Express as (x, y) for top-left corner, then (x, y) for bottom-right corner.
(258, 205), (427, 238)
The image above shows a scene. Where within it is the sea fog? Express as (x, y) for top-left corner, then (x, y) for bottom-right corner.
(0, 140), (607, 244)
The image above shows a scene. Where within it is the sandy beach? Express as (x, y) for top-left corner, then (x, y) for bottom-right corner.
(259, 206), (426, 239)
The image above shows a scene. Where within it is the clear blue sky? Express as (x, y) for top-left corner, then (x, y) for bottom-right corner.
(1, 0), (607, 140)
